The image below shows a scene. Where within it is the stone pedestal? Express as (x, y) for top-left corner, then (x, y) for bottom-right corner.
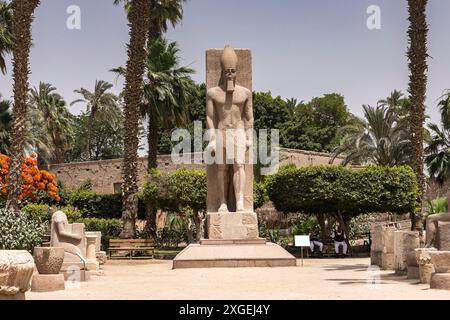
(406, 251), (419, 279)
(207, 212), (258, 240)
(85, 235), (99, 271)
(0, 250), (34, 300)
(370, 224), (383, 266)
(173, 241), (296, 269)
(430, 273), (450, 290)
(394, 231), (420, 275)
(437, 222), (450, 251)
(85, 231), (102, 252)
(31, 274), (65, 292)
(382, 228), (396, 270)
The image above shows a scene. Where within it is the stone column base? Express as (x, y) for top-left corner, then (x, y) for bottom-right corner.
(430, 273), (450, 290)
(381, 253), (395, 270)
(0, 292), (25, 300)
(370, 251), (382, 267)
(207, 212), (259, 240)
(419, 264), (435, 284)
(407, 266), (420, 279)
(31, 274), (65, 292)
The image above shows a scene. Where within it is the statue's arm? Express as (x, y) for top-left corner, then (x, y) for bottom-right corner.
(206, 90), (216, 142)
(244, 90), (254, 129)
(244, 90), (254, 147)
(56, 222), (82, 241)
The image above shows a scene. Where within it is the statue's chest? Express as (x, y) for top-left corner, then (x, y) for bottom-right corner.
(214, 91), (247, 108)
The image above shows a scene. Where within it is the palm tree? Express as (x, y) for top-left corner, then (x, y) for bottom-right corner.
(425, 123), (450, 184)
(407, 0), (429, 230)
(331, 105), (410, 166)
(436, 90), (450, 129)
(378, 90), (411, 120)
(6, 0), (40, 212)
(29, 82), (74, 165)
(0, 94), (11, 153)
(0, 1), (12, 75)
(71, 80), (119, 160)
(117, 0), (152, 238)
(112, 37), (195, 169)
(114, 0), (186, 41)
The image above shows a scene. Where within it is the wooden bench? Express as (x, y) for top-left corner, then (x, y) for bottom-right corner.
(108, 239), (155, 259)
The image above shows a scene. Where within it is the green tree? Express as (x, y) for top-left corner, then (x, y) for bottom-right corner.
(0, 0), (12, 75)
(425, 123), (450, 184)
(281, 94), (357, 152)
(71, 80), (120, 160)
(332, 105), (411, 166)
(407, 0), (429, 231)
(6, 0), (40, 212)
(29, 82), (74, 165)
(65, 112), (124, 162)
(112, 37), (195, 170)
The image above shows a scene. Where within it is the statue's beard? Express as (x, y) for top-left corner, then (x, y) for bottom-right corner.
(226, 79), (235, 92)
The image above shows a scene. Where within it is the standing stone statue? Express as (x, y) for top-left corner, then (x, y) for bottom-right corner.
(206, 45), (253, 213)
(205, 46), (259, 240)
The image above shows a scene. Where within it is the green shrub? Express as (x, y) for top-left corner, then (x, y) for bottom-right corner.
(425, 198), (448, 218)
(21, 203), (51, 224)
(21, 204), (82, 224)
(70, 190), (145, 219)
(291, 215), (319, 236)
(254, 181), (269, 209)
(0, 208), (44, 252)
(76, 218), (121, 250)
(267, 165), (418, 216)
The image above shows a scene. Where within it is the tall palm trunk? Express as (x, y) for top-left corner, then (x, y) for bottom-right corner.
(121, 0), (151, 239)
(147, 116), (158, 169)
(407, 0), (428, 231)
(6, 0), (40, 213)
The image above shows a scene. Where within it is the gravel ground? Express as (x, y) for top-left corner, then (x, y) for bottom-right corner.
(27, 258), (450, 300)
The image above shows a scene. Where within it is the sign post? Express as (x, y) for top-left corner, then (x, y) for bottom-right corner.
(294, 235), (310, 267)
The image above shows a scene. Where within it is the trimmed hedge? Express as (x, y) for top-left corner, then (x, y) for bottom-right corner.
(21, 203), (82, 224)
(69, 190), (146, 219)
(267, 165), (418, 216)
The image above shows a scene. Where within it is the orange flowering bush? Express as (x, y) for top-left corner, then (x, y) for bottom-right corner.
(0, 153), (60, 203)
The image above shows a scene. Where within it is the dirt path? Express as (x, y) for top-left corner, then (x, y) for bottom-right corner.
(27, 258), (450, 300)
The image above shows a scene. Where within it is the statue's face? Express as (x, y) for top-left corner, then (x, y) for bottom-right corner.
(224, 67), (237, 81)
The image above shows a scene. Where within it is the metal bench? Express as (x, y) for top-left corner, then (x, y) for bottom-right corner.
(108, 239), (155, 259)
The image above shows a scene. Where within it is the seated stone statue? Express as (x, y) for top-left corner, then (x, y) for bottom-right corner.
(425, 212), (450, 248)
(50, 209), (86, 265)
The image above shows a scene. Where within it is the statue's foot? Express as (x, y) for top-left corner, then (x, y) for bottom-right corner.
(218, 204), (229, 213)
(236, 200), (245, 212)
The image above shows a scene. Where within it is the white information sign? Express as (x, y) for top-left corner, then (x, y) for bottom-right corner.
(294, 235), (310, 247)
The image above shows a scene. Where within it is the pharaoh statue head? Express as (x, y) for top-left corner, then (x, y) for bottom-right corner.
(221, 45), (238, 92)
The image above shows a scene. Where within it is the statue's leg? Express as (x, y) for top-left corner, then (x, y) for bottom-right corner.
(217, 164), (228, 212)
(234, 163), (246, 212)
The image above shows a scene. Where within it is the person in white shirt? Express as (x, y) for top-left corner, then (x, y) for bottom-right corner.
(331, 223), (348, 256)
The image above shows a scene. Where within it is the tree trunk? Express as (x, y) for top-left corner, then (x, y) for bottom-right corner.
(147, 116), (158, 170)
(120, 0), (151, 239)
(407, 0), (428, 232)
(317, 213), (327, 243)
(6, 0), (40, 213)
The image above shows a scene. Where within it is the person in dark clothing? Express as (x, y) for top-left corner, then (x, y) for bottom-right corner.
(331, 223), (348, 255)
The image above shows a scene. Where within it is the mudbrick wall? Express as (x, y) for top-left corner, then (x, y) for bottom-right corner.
(49, 148), (345, 194)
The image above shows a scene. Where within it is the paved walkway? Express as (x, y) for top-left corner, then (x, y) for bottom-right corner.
(27, 258), (450, 300)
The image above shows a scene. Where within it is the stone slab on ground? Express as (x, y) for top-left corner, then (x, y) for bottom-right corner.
(430, 273), (450, 290)
(173, 242), (296, 269)
(31, 274), (65, 292)
(200, 238), (266, 245)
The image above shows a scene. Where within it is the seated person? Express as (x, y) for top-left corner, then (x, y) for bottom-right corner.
(331, 223), (348, 256)
(309, 232), (324, 254)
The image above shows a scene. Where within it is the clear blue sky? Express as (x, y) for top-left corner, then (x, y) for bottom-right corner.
(1, 0), (450, 124)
